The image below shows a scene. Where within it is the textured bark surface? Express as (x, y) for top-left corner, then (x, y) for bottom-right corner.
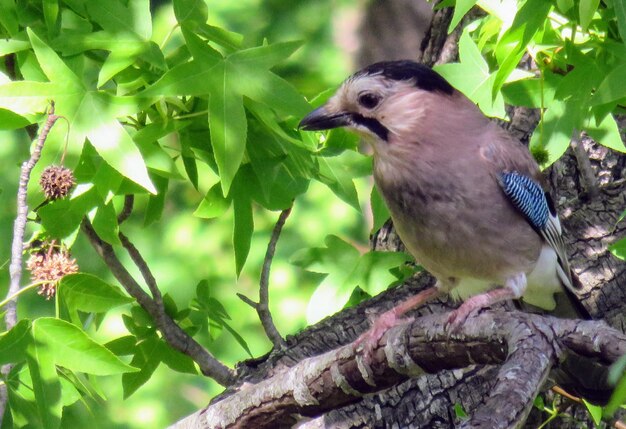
(172, 1), (626, 428)
(173, 309), (625, 429)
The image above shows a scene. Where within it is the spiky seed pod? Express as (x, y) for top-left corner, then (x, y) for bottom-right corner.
(26, 246), (78, 299)
(39, 165), (75, 200)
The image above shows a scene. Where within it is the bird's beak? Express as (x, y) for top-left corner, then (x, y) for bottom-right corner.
(298, 106), (351, 131)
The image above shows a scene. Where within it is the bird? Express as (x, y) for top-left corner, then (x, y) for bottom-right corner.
(298, 60), (583, 337)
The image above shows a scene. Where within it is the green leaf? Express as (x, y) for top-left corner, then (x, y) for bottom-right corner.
(585, 114), (626, 153)
(605, 355), (626, 416)
(220, 320), (252, 357)
(529, 101), (578, 167)
(0, 320), (31, 365)
(39, 185), (100, 239)
(27, 28), (82, 91)
(157, 341), (197, 374)
(232, 183), (254, 276)
(293, 236), (412, 323)
(316, 154), (361, 211)
(615, 0), (626, 43)
(86, 0), (151, 39)
(42, 0), (59, 36)
(371, 186), (390, 234)
(582, 399), (602, 426)
(85, 109), (157, 194)
(123, 336), (161, 398)
(449, 0), (477, 32)
(60, 273), (133, 313)
(32, 318), (138, 376)
(194, 183), (232, 218)
(556, 0), (574, 13)
(144, 175), (169, 226)
(208, 63), (248, 195)
(91, 201), (120, 245)
(579, 0), (600, 31)
(609, 236), (626, 260)
(592, 63), (626, 106)
(502, 72), (559, 108)
(173, 0), (208, 26)
(27, 340), (62, 429)
(0, 108), (30, 129)
(454, 402), (468, 419)
(492, 0), (552, 96)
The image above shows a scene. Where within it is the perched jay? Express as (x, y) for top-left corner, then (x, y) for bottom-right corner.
(299, 60), (581, 335)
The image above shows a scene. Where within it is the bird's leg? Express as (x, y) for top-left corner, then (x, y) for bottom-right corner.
(354, 286), (442, 355)
(446, 273), (526, 332)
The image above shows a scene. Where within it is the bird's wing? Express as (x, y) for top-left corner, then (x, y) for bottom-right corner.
(497, 171), (577, 292)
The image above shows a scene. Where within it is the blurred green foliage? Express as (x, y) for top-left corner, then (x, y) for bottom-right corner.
(0, 0), (368, 427)
(0, 0), (625, 427)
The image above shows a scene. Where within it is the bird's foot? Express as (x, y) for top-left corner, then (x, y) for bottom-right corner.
(444, 304), (478, 333)
(444, 284), (522, 334)
(353, 309), (413, 368)
(353, 287), (441, 366)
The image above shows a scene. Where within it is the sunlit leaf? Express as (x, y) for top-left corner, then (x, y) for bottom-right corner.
(579, 0), (600, 31)
(609, 237), (626, 260)
(27, 339), (62, 429)
(585, 114), (626, 153)
(60, 273), (133, 313)
(592, 63), (626, 106)
(449, 0), (477, 32)
(33, 318), (138, 376)
(0, 320), (31, 366)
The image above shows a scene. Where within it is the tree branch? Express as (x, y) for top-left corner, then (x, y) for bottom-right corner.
(2, 103), (59, 425)
(172, 310), (625, 429)
(258, 207), (291, 349)
(117, 195), (134, 224)
(81, 219), (235, 386)
(118, 232), (163, 307)
(237, 207), (291, 349)
(6, 102), (58, 330)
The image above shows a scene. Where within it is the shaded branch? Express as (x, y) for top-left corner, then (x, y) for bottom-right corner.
(238, 207), (291, 350)
(172, 310), (625, 429)
(82, 219), (235, 386)
(117, 195), (134, 224)
(258, 207), (291, 349)
(119, 232), (163, 307)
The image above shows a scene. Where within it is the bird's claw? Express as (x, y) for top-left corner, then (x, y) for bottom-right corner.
(444, 305), (477, 335)
(354, 310), (414, 367)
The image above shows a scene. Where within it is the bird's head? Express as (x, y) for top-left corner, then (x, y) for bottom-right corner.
(299, 60), (457, 146)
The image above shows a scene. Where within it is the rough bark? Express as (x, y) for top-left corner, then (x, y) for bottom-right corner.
(172, 1), (626, 428)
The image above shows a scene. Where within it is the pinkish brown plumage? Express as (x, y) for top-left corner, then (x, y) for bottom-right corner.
(299, 60), (579, 331)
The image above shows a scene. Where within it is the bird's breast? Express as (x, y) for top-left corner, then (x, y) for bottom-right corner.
(373, 157), (543, 283)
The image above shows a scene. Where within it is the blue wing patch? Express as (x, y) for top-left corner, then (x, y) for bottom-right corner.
(497, 172), (548, 232)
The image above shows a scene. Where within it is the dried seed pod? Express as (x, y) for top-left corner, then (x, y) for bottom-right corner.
(39, 165), (75, 200)
(26, 244), (78, 299)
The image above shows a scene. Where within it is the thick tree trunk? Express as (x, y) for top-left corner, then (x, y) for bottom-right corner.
(172, 2), (626, 428)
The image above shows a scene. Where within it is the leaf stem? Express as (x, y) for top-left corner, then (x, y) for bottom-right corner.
(0, 281), (46, 309)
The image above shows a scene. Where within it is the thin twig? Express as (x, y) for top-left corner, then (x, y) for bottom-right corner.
(117, 195), (134, 224)
(82, 219), (235, 386)
(3, 101), (59, 426)
(256, 207), (291, 349)
(237, 293), (258, 309)
(118, 232), (163, 307)
(7, 102), (58, 329)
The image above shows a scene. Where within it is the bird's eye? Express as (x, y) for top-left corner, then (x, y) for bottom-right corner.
(357, 92), (381, 109)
